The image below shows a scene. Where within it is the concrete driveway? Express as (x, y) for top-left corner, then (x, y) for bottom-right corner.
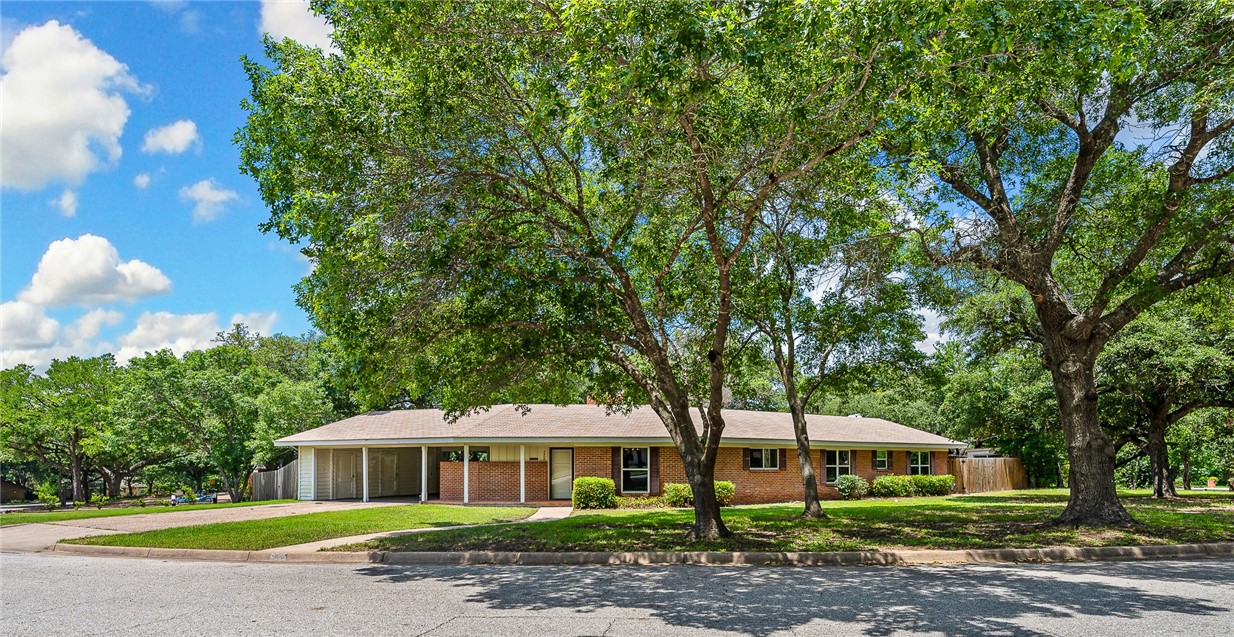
(3, 553), (1231, 636)
(0, 500), (407, 552)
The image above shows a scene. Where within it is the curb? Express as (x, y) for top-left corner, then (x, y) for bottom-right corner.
(49, 541), (1234, 566)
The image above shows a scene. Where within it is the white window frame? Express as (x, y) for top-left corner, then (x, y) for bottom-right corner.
(824, 450), (851, 484)
(874, 450), (890, 470)
(621, 447), (650, 494)
(749, 448), (779, 470)
(909, 451), (932, 475)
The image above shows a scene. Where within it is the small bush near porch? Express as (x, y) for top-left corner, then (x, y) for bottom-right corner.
(336, 490), (1234, 553)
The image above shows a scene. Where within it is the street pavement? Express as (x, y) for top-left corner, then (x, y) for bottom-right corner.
(2, 553), (1230, 636)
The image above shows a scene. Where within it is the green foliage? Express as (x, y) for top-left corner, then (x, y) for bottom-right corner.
(571, 477), (616, 509)
(833, 474), (869, 500)
(615, 495), (666, 509)
(662, 483), (693, 508)
(34, 483), (60, 510)
(89, 494), (110, 510)
(662, 481), (735, 507)
(870, 475), (916, 498)
(910, 475), (955, 497)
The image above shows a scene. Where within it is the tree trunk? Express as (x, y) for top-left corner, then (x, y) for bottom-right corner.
(789, 402), (825, 518)
(70, 455), (85, 502)
(1181, 451), (1192, 491)
(685, 467), (727, 539)
(1146, 419), (1177, 499)
(1044, 346), (1135, 526)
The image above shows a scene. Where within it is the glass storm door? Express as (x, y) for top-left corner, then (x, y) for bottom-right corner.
(550, 448), (574, 500)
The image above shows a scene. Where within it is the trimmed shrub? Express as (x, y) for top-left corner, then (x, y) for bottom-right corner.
(834, 474), (869, 500)
(89, 494), (110, 510)
(663, 483), (693, 507)
(870, 475), (916, 498)
(572, 477), (616, 509)
(911, 474), (955, 496)
(662, 481), (736, 507)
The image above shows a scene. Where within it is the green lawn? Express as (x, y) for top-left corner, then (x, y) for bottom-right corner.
(63, 504), (536, 551)
(336, 489), (1234, 553)
(0, 500), (297, 527)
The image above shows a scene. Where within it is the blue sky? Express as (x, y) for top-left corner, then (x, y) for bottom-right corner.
(2, 1), (334, 369)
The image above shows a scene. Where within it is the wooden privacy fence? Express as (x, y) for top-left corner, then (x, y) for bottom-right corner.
(251, 460), (298, 501)
(948, 457), (1028, 494)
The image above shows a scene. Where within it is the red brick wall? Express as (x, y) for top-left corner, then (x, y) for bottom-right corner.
(573, 447), (611, 481)
(439, 461), (548, 502)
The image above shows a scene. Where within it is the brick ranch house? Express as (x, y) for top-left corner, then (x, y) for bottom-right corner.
(275, 404), (965, 505)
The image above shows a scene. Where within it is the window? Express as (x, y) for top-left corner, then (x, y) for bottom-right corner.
(749, 448), (779, 470)
(622, 447), (650, 493)
(824, 450), (850, 483)
(874, 450), (890, 470)
(909, 451), (932, 475)
(441, 447), (489, 462)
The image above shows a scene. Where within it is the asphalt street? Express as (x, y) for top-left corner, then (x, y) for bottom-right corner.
(2, 553), (1231, 636)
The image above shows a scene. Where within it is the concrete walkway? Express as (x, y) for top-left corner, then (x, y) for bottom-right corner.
(0, 500), (408, 553)
(262, 505), (573, 554)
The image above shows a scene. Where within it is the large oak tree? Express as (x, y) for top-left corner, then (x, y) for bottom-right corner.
(239, 0), (927, 536)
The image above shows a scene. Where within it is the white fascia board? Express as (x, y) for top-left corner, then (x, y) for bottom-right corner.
(279, 437), (966, 450)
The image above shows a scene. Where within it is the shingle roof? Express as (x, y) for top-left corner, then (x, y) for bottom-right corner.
(276, 404), (964, 449)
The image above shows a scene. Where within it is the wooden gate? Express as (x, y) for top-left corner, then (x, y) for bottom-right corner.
(251, 460), (298, 501)
(948, 457), (1028, 494)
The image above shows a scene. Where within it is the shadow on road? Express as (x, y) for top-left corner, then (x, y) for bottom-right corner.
(355, 557), (1231, 636)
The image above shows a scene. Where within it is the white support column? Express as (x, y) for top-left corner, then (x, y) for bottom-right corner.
(361, 447), (369, 503)
(462, 445), (470, 504)
(308, 447), (316, 501)
(420, 445), (428, 503)
(519, 444), (526, 503)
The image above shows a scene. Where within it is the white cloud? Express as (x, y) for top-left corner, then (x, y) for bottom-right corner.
(18, 234), (171, 307)
(134, 172), (152, 189)
(141, 119), (199, 155)
(229, 311), (279, 336)
(52, 189), (78, 217)
(915, 308), (946, 354)
(179, 178), (238, 222)
(0, 21), (144, 190)
(260, 0), (336, 52)
(0, 300), (60, 349)
(114, 310), (220, 363)
(65, 308), (123, 341)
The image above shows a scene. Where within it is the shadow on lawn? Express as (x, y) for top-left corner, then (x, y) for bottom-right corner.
(355, 557), (1232, 636)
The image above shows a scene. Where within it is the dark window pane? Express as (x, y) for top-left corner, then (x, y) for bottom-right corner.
(623, 448), (648, 469)
(826, 467), (838, 483)
(622, 469), (649, 492)
(751, 448), (765, 468)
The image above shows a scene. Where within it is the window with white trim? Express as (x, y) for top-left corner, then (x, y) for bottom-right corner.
(749, 448), (779, 470)
(874, 450), (890, 470)
(909, 451), (932, 475)
(622, 447), (650, 493)
(824, 450), (850, 483)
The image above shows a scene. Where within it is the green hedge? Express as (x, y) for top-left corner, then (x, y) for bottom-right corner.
(911, 474), (955, 496)
(661, 481), (736, 507)
(869, 474), (955, 497)
(572, 477), (616, 509)
(870, 475), (916, 497)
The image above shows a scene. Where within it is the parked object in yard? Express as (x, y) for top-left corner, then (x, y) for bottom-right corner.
(171, 492), (218, 505)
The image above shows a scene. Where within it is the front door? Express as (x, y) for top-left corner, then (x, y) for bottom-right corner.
(550, 448), (574, 500)
(334, 450), (356, 499)
(380, 451), (398, 496)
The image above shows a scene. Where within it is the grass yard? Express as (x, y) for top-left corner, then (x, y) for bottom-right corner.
(62, 504), (535, 551)
(0, 500), (297, 527)
(336, 489), (1234, 553)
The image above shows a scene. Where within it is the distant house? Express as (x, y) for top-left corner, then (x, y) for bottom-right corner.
(0, 480), (32, 503)
(276, 404), (965, 505)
